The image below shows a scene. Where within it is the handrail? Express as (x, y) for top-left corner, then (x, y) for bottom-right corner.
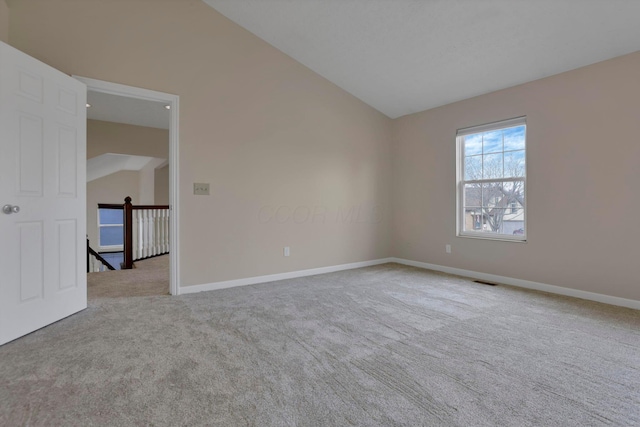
(100, 203), (170, 210)
(97, 203), (123, 210)
(87, 238), (116, 272)
(132, 205), (169, 210)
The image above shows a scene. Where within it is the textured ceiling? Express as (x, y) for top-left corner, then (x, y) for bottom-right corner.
(203, 0), (640, 118)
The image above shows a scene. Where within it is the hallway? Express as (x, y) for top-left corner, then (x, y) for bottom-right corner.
(88, 255), (169, 299)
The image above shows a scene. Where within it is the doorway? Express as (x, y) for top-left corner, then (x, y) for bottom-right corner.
(75, 76), (180, 296)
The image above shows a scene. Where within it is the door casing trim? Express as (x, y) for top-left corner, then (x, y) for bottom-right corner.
(74, 76), (180, 295)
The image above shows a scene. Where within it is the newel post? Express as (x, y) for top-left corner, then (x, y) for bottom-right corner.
(123, 196), (134, 269)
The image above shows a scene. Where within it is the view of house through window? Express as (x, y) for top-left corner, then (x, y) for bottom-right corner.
(98, 208), (124, 250)
(457, 117), (526, 240)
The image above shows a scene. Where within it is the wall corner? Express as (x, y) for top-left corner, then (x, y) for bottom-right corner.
(0, 0), (10, 45)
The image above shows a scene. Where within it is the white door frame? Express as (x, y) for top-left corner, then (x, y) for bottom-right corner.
(74, 76), (180, 296)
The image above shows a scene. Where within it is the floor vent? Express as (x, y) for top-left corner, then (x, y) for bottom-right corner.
(474, 280), (497, 286)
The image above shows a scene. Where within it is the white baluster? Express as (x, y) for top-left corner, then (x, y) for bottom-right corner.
(137, 210), (144, 260)
(166, 209), (170, 253)
(90, 255), (99, 272)
(157, 209), (163, 255)
(131, 210), (137, 262)
(154, 209), (160, 255)
(150, 209), (155, 256)
(138, 209), (144, 259)
(144, 209), (150, 258)
(160, 209), (165, 253)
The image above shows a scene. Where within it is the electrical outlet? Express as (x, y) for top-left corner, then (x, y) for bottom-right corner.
(446, 244), (452, 254)
(193, 183), (210, 195)
(284, 246), (290, 257)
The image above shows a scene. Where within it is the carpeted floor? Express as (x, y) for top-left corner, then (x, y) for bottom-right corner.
(87, 255), (170, 298)
(1, 263), (639, 426)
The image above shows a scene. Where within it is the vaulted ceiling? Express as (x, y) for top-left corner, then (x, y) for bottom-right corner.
(204, 0), (640, 118)
(87, 91), (170, 130)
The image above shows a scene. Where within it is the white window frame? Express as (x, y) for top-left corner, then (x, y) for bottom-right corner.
(97, 208), (124, 251)
(456, 116), (527, 242)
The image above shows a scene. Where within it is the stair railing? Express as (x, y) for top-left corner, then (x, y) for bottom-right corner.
(87, 238), (116, 272)
(97, 197), (170, 270)
(123, 197), (170, 269)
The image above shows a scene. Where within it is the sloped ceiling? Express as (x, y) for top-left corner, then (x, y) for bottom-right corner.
(87, 91), (170, 130)
(87, 154), (166, 182)
(204, 0), (640, 118)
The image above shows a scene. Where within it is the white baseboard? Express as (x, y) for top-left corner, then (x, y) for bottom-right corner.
(179, 256), (640, 310)
(179, 258), (395, 295)
(391, 257), (640, 311)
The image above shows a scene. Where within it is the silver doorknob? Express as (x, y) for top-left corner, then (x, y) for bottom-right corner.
(2, 204), (20, 215)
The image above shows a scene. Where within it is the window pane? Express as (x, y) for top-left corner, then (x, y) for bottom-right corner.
(100, 226), (123, 246)
(482, 153), (503, 179)
(464, 184), (482, 207)
(504, 150), (525, 178)
(481, 181), (507, 234)
(481, 208), (508, 233)
(503, 203), (524, 234)
(463, 134), (482, 155)
(464, 182), (524, 236)
(501, 180), (525, 209)
(505, 206), (524, 220)
(481, 182), (502, 208)
(475, 182), (525, 236)
(482, 130), (502, 154)
(464, 155), (482, 180)
(99, 208), (123, 225)
(503, 125), (525, 151)
(458, 118), (526, 240)
(462, 207), (483, 232)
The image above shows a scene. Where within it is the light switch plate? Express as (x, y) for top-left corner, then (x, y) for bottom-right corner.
(194, 183), (210, 195)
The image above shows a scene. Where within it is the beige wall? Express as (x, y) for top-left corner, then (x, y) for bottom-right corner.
(392, 51), (640, 301)
(88, 119), (168, 160)
(87, 119), (168, 245)
(11, 0), (392, 287)
(0, 0), (9, 43)
(16, 1), (634, 302)
(87, 171), (139, 249)
(155, 165), (169, 206)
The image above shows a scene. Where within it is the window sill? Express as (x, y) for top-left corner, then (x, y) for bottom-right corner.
(457, 233), (527, 243)
(98, 246), (124, 252)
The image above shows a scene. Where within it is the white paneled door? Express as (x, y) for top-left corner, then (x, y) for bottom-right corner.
(0, 42), (87, 345)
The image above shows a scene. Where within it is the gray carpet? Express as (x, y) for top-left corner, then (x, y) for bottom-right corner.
(87, 255), (170, 299)
(1, 263), (639, 426)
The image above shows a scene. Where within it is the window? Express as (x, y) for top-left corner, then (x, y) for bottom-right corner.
(98, 208), (124, 250)
(457, 117), (526, 241)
